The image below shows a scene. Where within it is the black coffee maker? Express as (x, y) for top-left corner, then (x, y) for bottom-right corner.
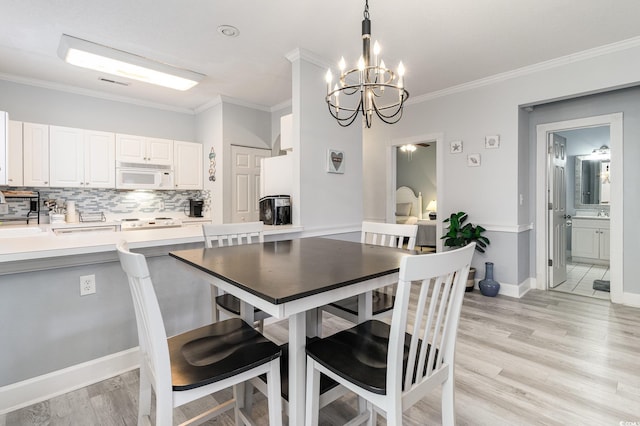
(188, 199), (204, 217)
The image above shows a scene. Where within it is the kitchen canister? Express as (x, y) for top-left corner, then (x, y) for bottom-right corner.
(66, 201), (78, 223)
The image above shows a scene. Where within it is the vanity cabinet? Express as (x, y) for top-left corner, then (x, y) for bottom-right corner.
(174, 140), (203, 190)
(571, 217), (610, 264)
(23, 122), (50, 187)
(116, 134), (173, 165)
(49, 126), (115, 188)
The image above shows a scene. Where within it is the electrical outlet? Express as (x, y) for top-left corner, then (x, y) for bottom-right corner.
(0, 204), (8, 214)
(80, 274), (96, 296)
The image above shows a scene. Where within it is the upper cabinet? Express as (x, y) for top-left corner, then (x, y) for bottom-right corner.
(7, 120), (23, 186)
(116, 134), (173, 165)
(174, 140), (203, 190)
(49, 126), (115, 188)
(23, 122), (50, 187)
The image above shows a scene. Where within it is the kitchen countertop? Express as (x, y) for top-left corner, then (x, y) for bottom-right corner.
(0, 222), (304, 263)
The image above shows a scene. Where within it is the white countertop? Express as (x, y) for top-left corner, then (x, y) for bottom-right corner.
(0, 222), (304, 263)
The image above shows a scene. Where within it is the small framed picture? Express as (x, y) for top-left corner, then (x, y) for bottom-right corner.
(467, 153), (481, 167)
(485, 135), (500, 149)
(450, 140), (463, 154)
(327, 149), (345, 173)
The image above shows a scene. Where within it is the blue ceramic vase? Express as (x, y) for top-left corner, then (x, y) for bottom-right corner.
(479, 262), (500, 297)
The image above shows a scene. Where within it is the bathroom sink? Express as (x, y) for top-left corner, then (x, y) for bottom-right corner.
(0, 227), (46, 238)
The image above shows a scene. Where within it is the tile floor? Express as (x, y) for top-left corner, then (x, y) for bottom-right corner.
(551, 260), (611, 299)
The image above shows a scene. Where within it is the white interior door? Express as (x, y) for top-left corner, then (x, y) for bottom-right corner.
(231, 145), (270, 223)
(549, 133), (567, 287)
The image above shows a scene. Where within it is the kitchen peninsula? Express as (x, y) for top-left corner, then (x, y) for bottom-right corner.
(0, 220), (303, 414)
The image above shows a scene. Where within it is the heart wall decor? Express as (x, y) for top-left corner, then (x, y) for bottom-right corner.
(327, 149), (345, 173)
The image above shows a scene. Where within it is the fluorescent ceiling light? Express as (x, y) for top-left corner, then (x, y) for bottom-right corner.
(57, 34), (204, 91)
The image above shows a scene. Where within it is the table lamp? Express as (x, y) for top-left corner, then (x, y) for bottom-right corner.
(426, 200), (437, 220)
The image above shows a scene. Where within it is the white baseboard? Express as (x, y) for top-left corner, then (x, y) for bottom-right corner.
(621, 291), (640, 308)
(0, 347), (140, 415)
(476, 278), (532, 298)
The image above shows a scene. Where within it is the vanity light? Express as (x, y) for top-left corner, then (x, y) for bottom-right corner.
(57, 34), (205, 91)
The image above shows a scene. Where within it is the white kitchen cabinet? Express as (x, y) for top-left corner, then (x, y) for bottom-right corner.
(7, 120), (23, 186)
(571, 217), (610, 264)
(116, 134), (173, 165)
(174, 140), (203, 190)
(23, 122), (49, 187)
(50, 126), (115, 188)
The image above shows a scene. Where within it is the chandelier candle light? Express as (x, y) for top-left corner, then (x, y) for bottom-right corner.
(325, 0), (409, 128)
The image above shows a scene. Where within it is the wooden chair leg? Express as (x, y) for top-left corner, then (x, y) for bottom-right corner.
(266, 359), (283, 426)
(305, 359), (321, 426)
(137, 367), (152, 425)
(441, 376), (456, 426)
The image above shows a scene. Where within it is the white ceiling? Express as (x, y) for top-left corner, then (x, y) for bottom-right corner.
(2, 0), (640, 113)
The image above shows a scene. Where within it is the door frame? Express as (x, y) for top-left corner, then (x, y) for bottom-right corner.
(387, 132), (444, 252)
(535, 113), (623, 303)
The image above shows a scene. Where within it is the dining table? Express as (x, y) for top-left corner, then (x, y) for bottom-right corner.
(169, 236), (410, 425)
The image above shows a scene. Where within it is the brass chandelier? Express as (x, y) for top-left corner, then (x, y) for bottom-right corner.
(325, 0), (409, 128)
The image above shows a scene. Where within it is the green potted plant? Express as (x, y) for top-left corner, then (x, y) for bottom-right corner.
(441, 211), (490, 292)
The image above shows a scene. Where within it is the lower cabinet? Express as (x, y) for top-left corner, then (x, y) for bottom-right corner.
(571, 218), (610, 264)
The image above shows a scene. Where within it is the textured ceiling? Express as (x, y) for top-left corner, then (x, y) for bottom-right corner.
(2, 0), (640, 112)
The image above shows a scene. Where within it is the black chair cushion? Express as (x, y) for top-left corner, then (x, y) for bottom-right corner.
(259, 340), (339, 400)
(328, 289), (394, 316)
(169, 318), (281, 391)
(306, 320), (436, 395)
(216, 293), (263, 316)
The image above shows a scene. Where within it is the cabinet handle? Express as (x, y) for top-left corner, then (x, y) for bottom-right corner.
(8, 178), (12, 182)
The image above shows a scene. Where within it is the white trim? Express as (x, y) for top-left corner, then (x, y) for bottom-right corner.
(388, 133), (444, 252)
(0, 72), (195, 114)
(0, 348), (139, 415)
(621, 292), (640, 308)
(477, 277), (532, 299)
(300, 224), (362, 238)
(482, 223), (533, 233)
(408, 36), (640, 106)
(535, 113), (623, 304)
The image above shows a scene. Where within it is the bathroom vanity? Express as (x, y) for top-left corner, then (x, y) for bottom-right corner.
(571, 216), (610, 264)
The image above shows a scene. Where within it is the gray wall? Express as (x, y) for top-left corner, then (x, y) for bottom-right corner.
(0, 250), (211, 386)
(527, 86), (640, 295)
(0, 80), (196, 141)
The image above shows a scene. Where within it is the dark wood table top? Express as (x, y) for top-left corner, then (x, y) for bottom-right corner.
(169, 237), (410, 304)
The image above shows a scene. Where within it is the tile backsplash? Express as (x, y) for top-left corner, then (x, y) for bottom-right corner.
(1, 187), (211, 222)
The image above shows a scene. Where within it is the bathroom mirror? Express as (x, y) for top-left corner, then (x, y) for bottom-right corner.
(575, 154), (611, 207)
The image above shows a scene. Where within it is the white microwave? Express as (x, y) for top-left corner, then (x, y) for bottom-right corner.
(116, 163), (174, 190)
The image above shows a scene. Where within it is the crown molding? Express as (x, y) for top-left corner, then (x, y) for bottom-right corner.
(285, 48), (331, 70)
(408, 36), (640, 106)
(0, 72), (197, 114)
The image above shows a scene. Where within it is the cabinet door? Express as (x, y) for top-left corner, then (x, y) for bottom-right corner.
(147, 137), (173, 165)
(116, 134), (146, 163)
(571, 226), (600, 259)
(599, 229), (610, 260)
(50, 126), (84, 187)
(174, 141), (202, 190)
(23, 122), (50, 187)
(7, 120), (23, 186)
(85, 130), (115, 188)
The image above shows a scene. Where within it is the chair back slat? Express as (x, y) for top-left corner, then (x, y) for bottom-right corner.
(361, 221), (418, 251)
(116, 241), (172, 395)
(203, 222), (265, 248)
(388, 243), (475, 400)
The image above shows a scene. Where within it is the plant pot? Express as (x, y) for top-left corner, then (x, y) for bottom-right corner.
(479, 262), (500, 297)
(465, 267), (476, 293)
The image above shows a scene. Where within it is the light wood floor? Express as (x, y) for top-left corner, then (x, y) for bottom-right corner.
(2, 289), (639, 425)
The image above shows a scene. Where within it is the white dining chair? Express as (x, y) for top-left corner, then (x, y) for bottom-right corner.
(322, 221), (418, 324)
(116, 241), (283, 426)
(305, 243), (475, 426)
(202, 222), (271, 331)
